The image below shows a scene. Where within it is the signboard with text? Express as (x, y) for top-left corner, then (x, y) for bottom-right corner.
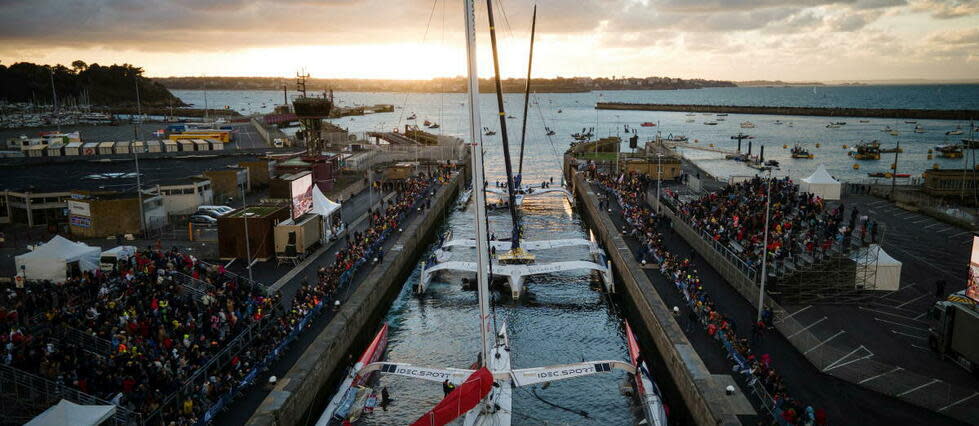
(67, 200), (91, 217)
(70, 215), (92, 228)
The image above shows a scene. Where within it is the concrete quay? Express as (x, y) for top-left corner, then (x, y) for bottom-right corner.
(246, 171), (463, 426)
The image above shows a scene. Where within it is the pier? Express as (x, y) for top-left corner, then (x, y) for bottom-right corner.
(596, 102), (979, 120)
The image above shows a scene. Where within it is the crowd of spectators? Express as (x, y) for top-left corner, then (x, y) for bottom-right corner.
(674, 175), (876, 275)
(594, 170), (826, 426)
(2, 173), (442, 425)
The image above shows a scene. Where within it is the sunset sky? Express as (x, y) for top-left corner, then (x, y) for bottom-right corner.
(1, 0), (977, 81)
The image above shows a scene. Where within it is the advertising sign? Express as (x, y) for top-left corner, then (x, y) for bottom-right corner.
(67, 200), (91, 217)
(70, 215), (92, 228)
(290, 173), (314, 219)
(967, 236), (979, 302)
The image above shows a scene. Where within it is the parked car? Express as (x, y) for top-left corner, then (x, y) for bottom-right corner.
(189, 214), (218, 225)
(198, 205), (234, 216)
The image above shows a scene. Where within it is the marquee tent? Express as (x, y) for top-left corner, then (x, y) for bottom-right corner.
(26, 400), (116, 426)
(14, 235), (101, 282)
(800, 164), (841, 200)
(311, 185), (343, 240)
(852, 244), (903, 291)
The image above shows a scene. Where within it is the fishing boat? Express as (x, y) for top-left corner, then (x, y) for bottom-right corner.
(867, 172), (910, 178)
(740, 121), (755, 128)
(936, 144), (964, 158)
(317, 324), (389, 425)
(641, 122), (655, 127)
(625, 322), (669, 426)
(791, 145), (814, 159)
(849, 140), (881, 160)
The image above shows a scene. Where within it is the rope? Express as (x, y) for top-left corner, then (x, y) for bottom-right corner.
(524, 386), (591, 419)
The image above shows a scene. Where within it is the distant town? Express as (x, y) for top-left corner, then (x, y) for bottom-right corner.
(154, 75), (738, 93)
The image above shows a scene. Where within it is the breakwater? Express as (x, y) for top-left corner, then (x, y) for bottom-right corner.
(595, 102), (979, 120)
(568, 167), (741, 426)
(247, 171), (463, 426)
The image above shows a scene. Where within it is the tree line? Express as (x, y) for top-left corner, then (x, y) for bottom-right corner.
(0, 61), (184, 107)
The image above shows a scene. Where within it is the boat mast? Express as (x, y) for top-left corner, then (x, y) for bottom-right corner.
(463, 0), (493, 367)
(517, 5), (537, 181)
(486, 0), (522, 249)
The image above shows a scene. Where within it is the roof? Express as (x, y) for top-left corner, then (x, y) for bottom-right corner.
(226, 205), (284, 218)
(802, 164), (840, 185)
(0, 155), (260, 193)
(26, 400), (116, 426)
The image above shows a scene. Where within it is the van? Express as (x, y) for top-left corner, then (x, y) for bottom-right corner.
(100, 246), (137, 271)
(273, 138), (285, 148)
(197, 205), (235, 216)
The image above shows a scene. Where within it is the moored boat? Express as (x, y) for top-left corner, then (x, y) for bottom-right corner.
(791, 145), (814, 159)
(318, 324), (390, 425)
(936, 144), (964, 158)
(625, 321), (668, 426)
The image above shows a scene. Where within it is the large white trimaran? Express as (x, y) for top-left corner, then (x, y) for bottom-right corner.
(317, 2), (667, 425)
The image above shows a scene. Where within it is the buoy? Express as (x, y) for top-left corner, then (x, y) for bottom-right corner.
(783, 144), (788, 149)
(709, 143), (714, 147)
(852, 163), (860, 169)
(933, 163), (940, 169)
(927, 154), (933, 160)
(694, 139), (699, 143)
(815, 143), (821, 148)
(842, 145), (848, 149)
(890, 163), (896, 170)
(928, 149), (933, 154)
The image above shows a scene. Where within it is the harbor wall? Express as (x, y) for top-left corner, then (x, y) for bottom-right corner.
(596, 102), (979, 120)
(247, 171), (463, 426)
(570, 171), (741, 426)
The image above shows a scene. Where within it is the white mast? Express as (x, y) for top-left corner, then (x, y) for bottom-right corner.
(463, 0), (493, 366)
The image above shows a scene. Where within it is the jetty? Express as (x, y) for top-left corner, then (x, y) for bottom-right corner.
(595, 102), (979, 120)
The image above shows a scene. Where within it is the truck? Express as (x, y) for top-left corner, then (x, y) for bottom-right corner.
(100, 245), (137, 271)
(274, 213), (322, 261)
(928, 291), (979, 374)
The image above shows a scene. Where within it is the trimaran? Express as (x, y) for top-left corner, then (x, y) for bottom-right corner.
(317, 2), (668, 425)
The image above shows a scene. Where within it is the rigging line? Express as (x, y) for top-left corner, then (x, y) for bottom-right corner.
(517, 5), (537, 179)
(395, 0), (441, 131)
(532, 91), (563, 172)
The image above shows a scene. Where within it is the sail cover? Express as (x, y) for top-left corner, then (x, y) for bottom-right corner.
(410, 367), (494, 426)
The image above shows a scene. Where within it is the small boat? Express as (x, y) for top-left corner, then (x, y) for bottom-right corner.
(428, 123), (440, 129)
(730, 132), (752, 140)
(685, 113), (696, 116)
(456, 187), (472, 210)
(703, 121), (718, 126)
(740, 121), (755, 128)
(483, 127), (496, 136)
(716, 113), (728, 117)
(685, 119), (695, 123)
(946, 130), (964, 136)
(544, 127), (556, 136)
(914, 125), (925, 133)
(774, 120), (784, 125)
(423, 119), (432, 126)
(791, 145), (814, 159)
(319, 324), (389, 424)
(665, 134), (688, 142)
(936, 144), (964, 158)
(888, 130), (899, 136)
(641, 122), (656, 127)
(859, 120), (870, 123)
(557, 109), (562, 113)
(867, 172), (910, 178)
(826, 123), (841, 129)
(850, 140), (881, 160)
(625, 322), (669, 426)
(905, 121), (917, 124)
(407, 113), (416, 120)
(833, 121), (847, 125)
(879, 146), (903, 154)
(716, 118), (726, 121)
(507, 115), (516, 119)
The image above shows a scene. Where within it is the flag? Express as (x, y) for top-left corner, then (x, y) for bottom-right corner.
(153, 129), (165, 137)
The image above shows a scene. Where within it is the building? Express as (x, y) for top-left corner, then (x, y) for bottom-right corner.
(923, 168), (979, 202)
(204, 167), (250, 204)
(275, 154), (339, 193)
(217, 205), (290, 261)
(66, 190), (167, 238)
(238, 159), (275, 188)
(159, 177), (213, 216)
(0, 155), (263, 227)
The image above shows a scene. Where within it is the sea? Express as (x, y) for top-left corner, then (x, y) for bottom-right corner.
(171, 86), (978, 424)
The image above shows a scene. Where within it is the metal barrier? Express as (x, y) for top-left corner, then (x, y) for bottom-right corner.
(52, 326), (115, 357)
(0, 364), (142, 426)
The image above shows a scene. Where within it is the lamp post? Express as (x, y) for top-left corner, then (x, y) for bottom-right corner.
(656, 153), (663, 213)
(757, 168), (773, 322)
(240, 185), (254, 282)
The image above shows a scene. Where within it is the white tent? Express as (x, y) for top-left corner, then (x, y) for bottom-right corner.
(852, 244), (903, 291)
(26, 400), (116, 426)
(14, 235), (101, 282)
(311, 185), (343, 240)
(800, 164), (841, 200)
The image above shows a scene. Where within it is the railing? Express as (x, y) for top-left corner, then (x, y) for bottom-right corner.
(0, 364), (142, 426)
(52, 326), (114, 357)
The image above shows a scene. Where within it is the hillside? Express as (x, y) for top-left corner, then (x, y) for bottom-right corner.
(0, 61), (185, 107)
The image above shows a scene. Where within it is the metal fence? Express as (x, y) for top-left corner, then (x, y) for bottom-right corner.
(52, 326), (115, 357)
(0, 364), (142, 426)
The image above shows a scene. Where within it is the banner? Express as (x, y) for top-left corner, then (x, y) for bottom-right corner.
(967, 237), (979, 302)
(291, 173), (313, 219)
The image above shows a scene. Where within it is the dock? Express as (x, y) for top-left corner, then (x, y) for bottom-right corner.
(596, 102), (979, 120)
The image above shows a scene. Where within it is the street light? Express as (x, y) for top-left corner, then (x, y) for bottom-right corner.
(240, 184), (254, 282)
(655, 153), (663, 213)
(756, 167), (773, 322)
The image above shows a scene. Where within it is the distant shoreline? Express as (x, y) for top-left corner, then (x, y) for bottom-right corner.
(595, 102), (979, 120)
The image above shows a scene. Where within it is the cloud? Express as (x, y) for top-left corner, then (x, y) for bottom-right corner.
(909, 0), (979, 18)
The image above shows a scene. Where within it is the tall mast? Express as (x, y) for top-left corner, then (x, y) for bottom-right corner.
(486, 0), (522, 249)
(463, 0), (493, 367)
(517, 5), (537, 180)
